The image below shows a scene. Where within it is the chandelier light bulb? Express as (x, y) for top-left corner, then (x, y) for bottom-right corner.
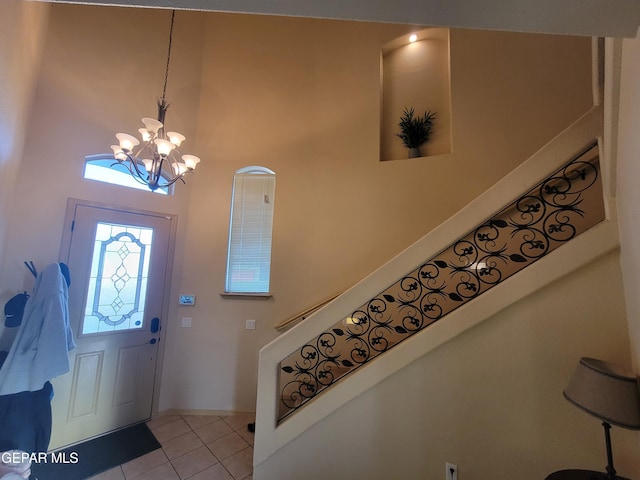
(110, 145), (127, 161)
(182, 154), (201, 170)
(142, 117), (163, 135)
(138, 128), (151, 142)
(142, 159), (154, 172)
(167, 131), (185, 147)
(172, 162), (188, 175)
(154, 138), (175, 157)
(116, 133), (140, 152)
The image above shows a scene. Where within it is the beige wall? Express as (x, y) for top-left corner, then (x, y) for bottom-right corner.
(0, 4), (593, 417)
(0, 0), (49, 278)
(256, 252), (640, 479)
(617, 35), (640, 372)
(168, 16), (592, 412)
(613, 31), (640, 479)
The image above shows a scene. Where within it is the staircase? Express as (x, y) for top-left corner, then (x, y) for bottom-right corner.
(253, 106), (624, 479)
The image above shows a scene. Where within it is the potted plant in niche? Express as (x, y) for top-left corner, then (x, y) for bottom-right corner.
(396, 106), (437, 158)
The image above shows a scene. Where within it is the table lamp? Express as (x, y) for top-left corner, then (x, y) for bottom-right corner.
(563, 357), (640, 480)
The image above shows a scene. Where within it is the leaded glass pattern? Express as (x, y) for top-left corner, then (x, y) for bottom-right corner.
(82, 222), (154, 335)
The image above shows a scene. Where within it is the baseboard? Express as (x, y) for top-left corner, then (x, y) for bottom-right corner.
(154, 408), (256, 418)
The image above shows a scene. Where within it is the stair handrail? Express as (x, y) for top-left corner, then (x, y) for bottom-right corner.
(274, 291), (344, 331)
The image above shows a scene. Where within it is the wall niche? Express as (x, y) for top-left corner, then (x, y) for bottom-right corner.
(380, 28), (452, 161)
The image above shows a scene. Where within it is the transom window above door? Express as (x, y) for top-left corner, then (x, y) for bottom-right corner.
(83, 154), (170, 195)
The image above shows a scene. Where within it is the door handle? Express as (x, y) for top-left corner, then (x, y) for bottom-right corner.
(149, 317), (161, 345)
(150, 317), (160, 333)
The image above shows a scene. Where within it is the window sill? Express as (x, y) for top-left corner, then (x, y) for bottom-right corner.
(220, 292), (272, 299)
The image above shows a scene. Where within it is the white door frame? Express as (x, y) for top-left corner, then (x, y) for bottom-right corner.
(59, 197), (178, 423)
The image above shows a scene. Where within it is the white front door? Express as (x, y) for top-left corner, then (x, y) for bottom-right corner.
(49, 201), (174, 449)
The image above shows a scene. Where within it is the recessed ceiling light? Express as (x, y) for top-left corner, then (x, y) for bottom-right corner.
(409, 34), (418, 42)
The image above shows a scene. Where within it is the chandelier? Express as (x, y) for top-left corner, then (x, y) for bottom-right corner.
(111, 10), (200, 191)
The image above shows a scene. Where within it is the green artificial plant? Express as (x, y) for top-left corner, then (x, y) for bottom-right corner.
(396, 107), (437, 153)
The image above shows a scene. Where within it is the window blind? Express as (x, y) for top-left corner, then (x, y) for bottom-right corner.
(226, 171), (276, 293)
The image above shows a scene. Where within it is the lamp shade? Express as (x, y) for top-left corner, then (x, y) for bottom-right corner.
(563, 357), (640, 429)
(154, 138), (175, 156)
(142, 117), (163, 135)
(116, 133), (140, 152)
(167, 131), (185, 146)
(142, 159), (154, 172)
(110, 145), (127, 161)
(181, 154), (200, 170)
(138, 128), (151, 142)
(172, 162), (188, 175)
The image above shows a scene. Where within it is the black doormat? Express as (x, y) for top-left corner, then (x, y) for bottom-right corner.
(31, 422), (161, 480)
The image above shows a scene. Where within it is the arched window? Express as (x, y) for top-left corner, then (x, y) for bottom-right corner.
(83, 154), (170, 194)
(225, 166), (276, 294)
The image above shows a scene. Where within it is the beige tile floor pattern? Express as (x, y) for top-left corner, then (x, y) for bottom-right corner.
(88, 413), (255, 480)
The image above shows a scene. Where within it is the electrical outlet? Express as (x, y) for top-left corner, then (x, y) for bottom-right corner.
(245, 319), (256, 330)
(446, 463), (458, 480)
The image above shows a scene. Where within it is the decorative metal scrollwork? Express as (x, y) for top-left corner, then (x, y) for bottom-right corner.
(278, 143), (603, 422)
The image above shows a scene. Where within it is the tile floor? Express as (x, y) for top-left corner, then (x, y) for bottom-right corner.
(88, 413), (255, 480)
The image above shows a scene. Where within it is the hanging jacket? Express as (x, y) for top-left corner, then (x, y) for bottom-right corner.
(0, 263), (75, 395)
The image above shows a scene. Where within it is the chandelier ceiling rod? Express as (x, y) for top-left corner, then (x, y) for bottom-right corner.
(157, 9), (174, 124)
(111, 9), (201, 192)
(161, 10), (174, 107)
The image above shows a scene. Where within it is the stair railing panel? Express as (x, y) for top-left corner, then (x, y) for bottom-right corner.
(277, 142), (604, 421)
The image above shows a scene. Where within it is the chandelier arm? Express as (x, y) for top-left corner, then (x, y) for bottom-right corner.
(130, 171), (154, 187)
(150, 155), (185, 189)
(111, 158), (152, 186)
(127, 144), (151, 177)
(160, 174), (188, 188)
(127, 154), (152, 182)
(132, 168), (190, 190)
(166, 150), (180, 171)
(151, 156), (166, 187)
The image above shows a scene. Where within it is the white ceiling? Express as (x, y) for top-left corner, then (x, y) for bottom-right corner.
(38, 0), (640, 38)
